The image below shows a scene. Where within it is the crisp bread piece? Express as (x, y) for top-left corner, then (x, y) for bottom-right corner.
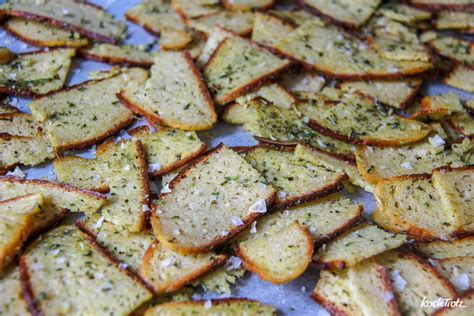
(301, 94), (431, 147)
(0, 136), (54, 174)
(119, 52), (217, 131)
(172, 0), (220, 19)
(447, 112), (474, 139)
(434, 256), (474, 293)
(433, 290), (474, 316)
(379, 3), (432, 24)
(270, 9), (315, 26)
(159, 29), (193, 50)
(20, 226), (152, 315)
(188, 10), (254, 36)
(278, 70), (325, 100)
(151, 144), (276, 254)
(203, 36), (291, 105)
(435, 12), (474, 33)
(411, 93), (466, 121)
(3, 17), (89, 47)
(339, 79), (422, 110)
(236, 222), (313, 284)
(237, 83), (297, 109)
(301, 0), (382, 28)
(0, 266), (29, 314)
(430, 37), (474, 65)
(314, 223), (407, 269)
(140, 241), (226, 294)
(222, 0), (274, 11)
(195, 26), (233, 68)
(416, 237), (474, 259)
(144, 299), (276, 315)
(0, 113), (41, 137)
(410, 0), (474, 11)
(0, 48), (75, 96)
(238, 145), (347, 209)
(0, 0), (126, 43)
(29, 68), (147, 152)
(80, 44), (154, 67)
(276, 21), (432, 80)
(251, 11), (295, 48)
(369, 37), (431, 63)
(444, 64), (474, 93)
(376, 250), (457, 316)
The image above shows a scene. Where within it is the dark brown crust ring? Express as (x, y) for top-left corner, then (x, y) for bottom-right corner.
(151, 143), (277, 254)
(139, 241), (227, 294)
(78, 48), (154, 68)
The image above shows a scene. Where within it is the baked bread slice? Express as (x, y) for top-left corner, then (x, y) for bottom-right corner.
(444, 64), (474, 93)
(416, 237), (474, 259)
(151, 144), (276, 254)
(0, 113), (41, 137)
(80, 44), (154, 67)
(187, 10), (254, 36)
(276, 21), (432, 80)
(432, 290), (474, 316)
(251, 12), (295, 49)
(279, 70), (325, 100)
(301, 0), (382, 28)
(3, 17), (89, 48)
(172, 0), (220, 19)
(139, 241), (226, 294)
(339, 79), (422, 110)
(435, 11), (474, 33)
(29, 68), (147, 152)
(429, 37), (474, 65)
(119, 52), (217, 131)
(144, 299), (276, 315)
(223, 0), (274, 11)
(410, 0), (474, 11)
(379, 3), (432, 24)
(0, 0), (126, 43)
(301, 94), (431, 147)
(376, 250), (457, 316)
(196, 26), (233, 68)
(237, 83), (297, 109)
(239, 145), (347, 209)
(20, 225), (152, 315)
(159, 28), (194, 51)
(446, 112), (474, 139)
(370, 37), (431, 63)
(0, 48), (75, 96)
(0, 136), (54, 174)
(434, 256), (474, 293)
(203, 36), (291, 105)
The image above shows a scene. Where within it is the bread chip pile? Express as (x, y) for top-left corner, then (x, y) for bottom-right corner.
(0, 0), (473, 315)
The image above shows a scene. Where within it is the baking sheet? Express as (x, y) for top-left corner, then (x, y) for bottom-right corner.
(0, 0), (472, 315)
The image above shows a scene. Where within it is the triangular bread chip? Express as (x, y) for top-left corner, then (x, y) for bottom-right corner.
(429, 37), (474, 65)
(238, 145), (347, 209)
(369, 36), (431, 62)
(203, 36), (291, 105)
(29, 68), (147, 152)
(416, 237), (474, 259)
(314, 223), (407, 269)
(196, 26), (234, 68)
(139, 241), (226, 294)
(172, 0), (220, 19)
(0, 48), (75, 96)
(20, 226), (152, 315)
(379, 3), (432, 24)
(435, 11), (474, 33)
(251, 11), (295, 49)
(118, 52), (217, 131)
(434, 257), (474, 293)
(3, 17), (89, 47)
(446, 113), (474, 139)
(80, 44), (154, 67)
(0, 136), (54, 174)
(433, 290), (474, 316)
(188, 10), (255, 36)
(444, 64), (474, 93)
(0, 0), (126, 43)
(151, 144), (276, 254)
(159, 28), (194, 50)
(0, 113), (41, 137)
(276, 21), (432, 79)
(0, 266), (29, 314)
(223, 0), (274, 11)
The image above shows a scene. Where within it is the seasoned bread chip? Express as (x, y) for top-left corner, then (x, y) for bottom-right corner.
(279, 71), (325, 100)
(196, 26), (233, 68)
(301, 94), (431, 147)
(446, 112), (474, 139)
(301, 0), (381, 28)
(119, 52), (217, 131)
(339, 79), (422, 110)
(314, 223), (407, 269)
(53, 156), (108, 193)
(237, 83), (297, 109)
(370, 37), (431, 63)
(20, 226), (152, 315)
(251, 11), (295, 48)
(0, 136), (54, 174)
(29, 68), (147, 152)
(0, 0), (126, 43)
(140, 241), (226, 294)
(411, 93), (466, 121)
(188, 10), (254, 36)
(3, 17), (88, 47)
(159, 28), (193, 50)
(144, 299), (276, 316)
(430, 37), (474, 65)
(444, 64), (474, 93)
(80, 44), (154, 67)
(223, 0), (274, 11)
(151, 144), (276, 254)
(376, 250), (457, 316)
(276, 21), (432, 80)
(237, 222), (313, 284)
(172, 0), (220, 19)
(0, 48), (74, 96)
(416, 237), (474, 259)
(0, 113), (41, 137)
(435, 12), (474, 33)
(203, 36), (291, 105)
(239, 146), (347, 209)
(434, 256), (474, 293)
(0, 266), (29, 315)
(410, 0), (474, 11)
(379, 3), (432, 24)
(433, 290), (474, 316)
(0, 177), (106, 214)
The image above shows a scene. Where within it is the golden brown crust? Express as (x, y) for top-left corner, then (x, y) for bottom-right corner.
(79, 49), (153, 68)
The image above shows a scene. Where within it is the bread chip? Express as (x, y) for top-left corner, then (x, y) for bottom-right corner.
(119, 52), (217, 131)
(276, 21), (432, 79)
(339, 79), (422, 110)
(433, 290), (474, 316)
(188, 10), (254, 36)
(376, 250), (457, 316)
(159, 28), (194, 50)
(0, 113), (41, 137)
(3, 17), (88, 47)
(80, 44), (154, 67)
(0, 0), (126, 43)
(239, 146), (347, 209)
(0, 136), (54, 174)
(370, 36), (431, 62)
(411, 92), (466, 120)
(410, 0), (474, 11)
(380, 4), (432, 24)
(434, 257), (474, 293)
(251, 11), (295, 48)
(172, 0), (220, 19)
(203, 36), (291, 105)
(444, 64), (474, 93)
(196, 26), (233, 68)
(237, 222), (313, 284)
(416, 237), (474, 259)
(301, 94), (431, 147)
(0, 48), (75, 96)
(430, 37), (474, 65)
(0, 177), (106, 214)
(29, 68), (147, 152)
(0, 103), (19, 114)
(0, 266), (29, 315)
(447, 112), (474, 140)
(270, 9), (315, 26)
(151, 144), (276, 254)
(223, 0), (274, 11)
(144, 298), (276, 315)
(435, 12), (474, 33)
(140, 241), (226, 294)
(20, 226), (152, 315)
(237, 83), (297, 109)
(314, 223), (407, 269)
(53, 156), (108, 193)
(278, 71), (325, 100)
